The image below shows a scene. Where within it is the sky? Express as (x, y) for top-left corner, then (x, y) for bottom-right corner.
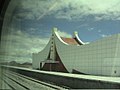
(1, 0), (120, 63)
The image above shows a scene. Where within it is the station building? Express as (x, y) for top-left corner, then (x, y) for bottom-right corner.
(32, 28), (120, 76)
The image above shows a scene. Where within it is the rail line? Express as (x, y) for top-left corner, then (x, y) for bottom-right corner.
(1, 65), (120, 89)
(1, 67), (67, 90)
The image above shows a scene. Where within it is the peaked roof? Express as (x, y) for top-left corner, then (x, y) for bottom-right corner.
(61, 37), (79, 45)
(53, 27), (85, 45)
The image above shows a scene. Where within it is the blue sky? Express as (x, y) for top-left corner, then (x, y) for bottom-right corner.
(1, 0), (120, 63)
(13, 0), (120, 41)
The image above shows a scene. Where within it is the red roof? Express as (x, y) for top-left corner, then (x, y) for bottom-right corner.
(61, 37), (79, 45)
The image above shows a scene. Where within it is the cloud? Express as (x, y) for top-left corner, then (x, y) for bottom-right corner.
(0, 27), (72, 63)
(14, 0), (120, 20)
(98, 30), (102, 33)
(57, 30), (72, 38)
(14, 0), (57, 20)
(0, 28), (72, 63)
(100, 34), (111, 37)
(0, 29), (49, 63)
(88, 28), (94, 31)
(55, 0), (120, 20)
(101, 34), (108, 37)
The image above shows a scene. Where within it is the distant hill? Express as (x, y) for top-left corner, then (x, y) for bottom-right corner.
(0, 61), (32, 68)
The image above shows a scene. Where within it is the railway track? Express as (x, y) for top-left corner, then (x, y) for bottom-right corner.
(1, 69), (67, 90)
(1, 65), (120, 89)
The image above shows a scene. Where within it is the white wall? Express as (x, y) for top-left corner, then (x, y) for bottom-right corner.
(33, 30), (120, 76)
(55, 33), (120, 76)
(32, 37), (52, 69)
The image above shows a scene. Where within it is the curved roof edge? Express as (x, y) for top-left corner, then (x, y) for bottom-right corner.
(53, 27), (85, 45)
(73, 31), (85, 45)
(53, 28), (69, 45)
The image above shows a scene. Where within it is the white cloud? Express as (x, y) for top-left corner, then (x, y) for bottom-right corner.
(15, 0), (120, 20)
(1, 29), (49, 63)
(100, 34), (111, 37)
(101, 34), (108, 37)
(88, 28), (94, 31)
(0, 29), (72, 63)
(57, 30), (72, 38)
(98, 30), (102, 33)
(55, 0), (120, 20)
(15, 0), (57, 20)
